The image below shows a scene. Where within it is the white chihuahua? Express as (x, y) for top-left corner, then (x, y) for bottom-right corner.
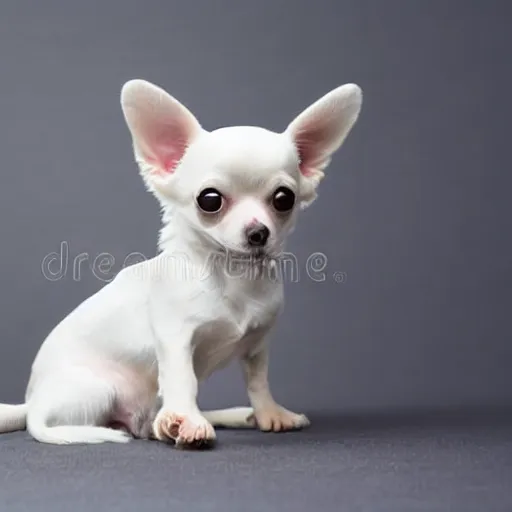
(0, 79), (362, 447)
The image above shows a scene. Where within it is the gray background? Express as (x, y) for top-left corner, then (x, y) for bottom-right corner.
(0, 0), (510, 415)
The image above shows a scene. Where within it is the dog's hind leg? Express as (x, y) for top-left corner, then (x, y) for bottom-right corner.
(26, 367), (131, 445)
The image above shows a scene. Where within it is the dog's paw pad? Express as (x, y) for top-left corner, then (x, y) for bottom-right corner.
(152, 411), (184, 442)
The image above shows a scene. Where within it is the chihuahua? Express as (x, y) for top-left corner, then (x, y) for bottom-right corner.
(0, 79), (362, 446)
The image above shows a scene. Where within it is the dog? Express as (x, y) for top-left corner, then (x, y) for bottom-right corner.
(0, 79), (362, 447)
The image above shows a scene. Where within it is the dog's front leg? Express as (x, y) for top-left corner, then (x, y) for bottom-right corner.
(242, 343), (310, 432)
(152, 328), (215, 447)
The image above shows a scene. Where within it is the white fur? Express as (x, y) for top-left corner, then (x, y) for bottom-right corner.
(0, 79), (362, 446)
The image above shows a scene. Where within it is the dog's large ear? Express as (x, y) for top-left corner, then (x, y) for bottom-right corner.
(285, 84), (362, 207)
(121, 79), (202, 178)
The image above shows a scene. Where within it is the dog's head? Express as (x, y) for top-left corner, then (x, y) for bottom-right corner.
(121, 80), (362, 257)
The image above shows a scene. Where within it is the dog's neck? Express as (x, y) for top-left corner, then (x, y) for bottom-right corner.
(157, 206), (200, 255)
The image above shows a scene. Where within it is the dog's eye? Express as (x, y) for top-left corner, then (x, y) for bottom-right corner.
(196, 188), (223, 213)
(272, 187), (295, 212)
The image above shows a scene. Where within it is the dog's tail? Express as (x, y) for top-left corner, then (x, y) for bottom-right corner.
(202, 407), (256, 428)
(0, 403), (28, 433)
(1, 404), (256, 435)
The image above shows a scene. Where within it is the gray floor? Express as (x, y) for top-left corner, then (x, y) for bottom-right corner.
(1, 410), (511, 512)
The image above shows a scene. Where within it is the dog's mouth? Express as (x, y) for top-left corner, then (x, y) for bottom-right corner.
(192, 227), (279, 263)
(224, 247), (268, 262)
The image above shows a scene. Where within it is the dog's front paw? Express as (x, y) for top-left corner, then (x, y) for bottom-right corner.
(152, 410), (216, 448)
(253, 405), (310, 433)
(175, 416), (216, 449)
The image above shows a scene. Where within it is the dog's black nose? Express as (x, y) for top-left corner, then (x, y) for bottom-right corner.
(246, 223), (270, 247)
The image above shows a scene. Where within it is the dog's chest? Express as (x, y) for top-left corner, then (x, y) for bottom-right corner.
(192, 279), (281, 378)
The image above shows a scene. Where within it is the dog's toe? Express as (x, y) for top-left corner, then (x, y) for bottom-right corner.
(176, 417), (216, 449)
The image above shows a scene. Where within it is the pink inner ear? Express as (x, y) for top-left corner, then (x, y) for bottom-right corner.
(294, 120), (332, 177)
(147, 136), (188, 175)
(137, 115), (193, 175)
(296, 141), (316, 177)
